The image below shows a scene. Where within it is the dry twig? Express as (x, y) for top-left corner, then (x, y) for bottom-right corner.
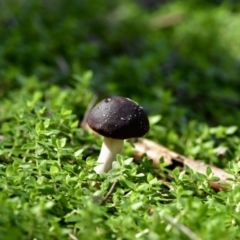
(134, 138), (234, 190)
(101, 178), (119, 205)
(68, 233), (78, 240)
(162, 213), (202, 240)
(81, 94), (98, 129)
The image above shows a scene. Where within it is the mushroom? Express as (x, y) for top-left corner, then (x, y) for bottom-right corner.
(87, 96), (149, 174)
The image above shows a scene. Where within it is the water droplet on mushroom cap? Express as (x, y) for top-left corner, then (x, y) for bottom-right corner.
(105, 98), (112, 102)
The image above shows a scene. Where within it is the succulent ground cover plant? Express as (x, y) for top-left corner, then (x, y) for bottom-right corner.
(1, 77), (240, 240)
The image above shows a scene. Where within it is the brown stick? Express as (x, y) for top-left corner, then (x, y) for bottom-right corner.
(100, 179), (119, 205)
(81, 94), (98, 129)
(134, 138), (234, 190)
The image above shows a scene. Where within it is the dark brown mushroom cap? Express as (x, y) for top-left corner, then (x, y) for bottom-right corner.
(87, 96), (149, 139)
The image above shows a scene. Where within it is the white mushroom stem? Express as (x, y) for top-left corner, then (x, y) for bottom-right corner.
(94, 137), (124, 174)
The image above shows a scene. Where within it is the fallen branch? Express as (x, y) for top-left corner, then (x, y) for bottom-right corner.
(134, 138), (234, 190)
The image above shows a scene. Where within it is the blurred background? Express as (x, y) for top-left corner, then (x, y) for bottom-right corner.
(1, 0), (240, 128)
